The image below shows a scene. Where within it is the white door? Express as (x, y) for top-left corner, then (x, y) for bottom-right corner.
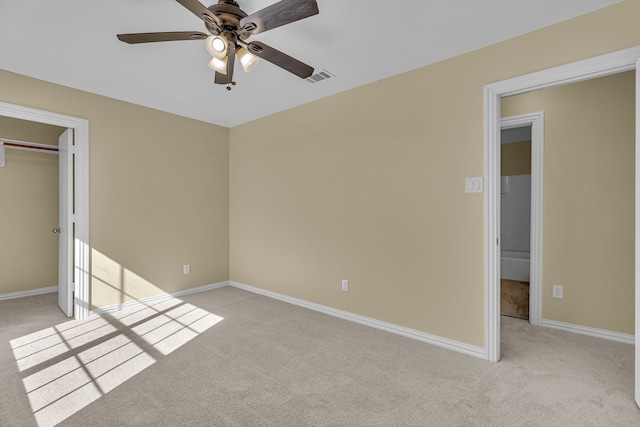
(58, 129), (73, 317)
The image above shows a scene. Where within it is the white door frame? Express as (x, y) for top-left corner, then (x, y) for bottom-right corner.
(635, 54), (640, 408)
(0, 101), (90, 320)
(484, 46), (640, 365)
(501, 113), (544, 326)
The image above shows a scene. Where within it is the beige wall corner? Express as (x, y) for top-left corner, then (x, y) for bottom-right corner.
(230, 1), (640, 348)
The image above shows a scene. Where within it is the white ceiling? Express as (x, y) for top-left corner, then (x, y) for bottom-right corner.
(0, 0), (621, 128)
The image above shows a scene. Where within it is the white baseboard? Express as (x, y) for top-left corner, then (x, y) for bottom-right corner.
(90, 281), (229, 316)
(541, 319), (634, 345)
(87, 279), (486, 359)
(0, 286), (57, 301)
(229, 281), (485, 359)
(62, 279), (639, 351)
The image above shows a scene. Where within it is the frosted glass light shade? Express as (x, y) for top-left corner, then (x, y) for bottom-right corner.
(208, 56), (228, 74)
(205, 35), (228, 59)
(237, 47), (259, 72)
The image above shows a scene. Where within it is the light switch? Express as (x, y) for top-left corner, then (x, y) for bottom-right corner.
(465, 177), (483, 193)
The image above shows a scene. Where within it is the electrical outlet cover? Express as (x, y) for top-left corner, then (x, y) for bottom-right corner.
(552, 285), (563, 299)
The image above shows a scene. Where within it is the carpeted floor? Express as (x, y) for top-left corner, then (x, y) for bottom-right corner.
(0, 286), (638, 426)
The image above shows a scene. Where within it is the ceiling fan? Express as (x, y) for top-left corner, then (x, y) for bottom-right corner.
(117, 0), (319, 89)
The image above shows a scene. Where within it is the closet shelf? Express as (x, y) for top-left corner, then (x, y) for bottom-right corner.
(0, 138), (59, 167)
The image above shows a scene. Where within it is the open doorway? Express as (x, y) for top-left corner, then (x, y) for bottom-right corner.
(0, 116), (67, 311)
(498, 113), (544, 328)
(500, 73), (634, 343)
(484, 45), (639, 406)
(0, 101), (90, 320)
(500, 124), (532, 321)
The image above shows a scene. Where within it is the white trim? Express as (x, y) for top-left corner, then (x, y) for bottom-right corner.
(484, 84), (501, 362)
(0, 101), (90, 320)
(635, 56), (640, 407)
(501, 112), (544, 326)
(89, 281), (229, 316)
(541, 319), (634, 345)
(230, 281), (485, 359)
(0, 286), (58, 301)
(484, 45), (640, 363)
(74, 117), (90, 321)
(90, 280), (483, 358)
(489, 47), (640, 97)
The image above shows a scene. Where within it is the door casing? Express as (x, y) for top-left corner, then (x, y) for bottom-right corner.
(501, 113), (544, 327)
(0, 102), (90, 320)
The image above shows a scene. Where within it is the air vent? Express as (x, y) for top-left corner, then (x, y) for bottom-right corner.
(306, 69), (335, 83)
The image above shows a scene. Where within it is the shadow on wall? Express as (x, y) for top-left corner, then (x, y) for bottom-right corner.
(10, 271), (223, 426)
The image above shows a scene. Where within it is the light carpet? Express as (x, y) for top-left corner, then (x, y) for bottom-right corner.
(0, 286), (638, 426)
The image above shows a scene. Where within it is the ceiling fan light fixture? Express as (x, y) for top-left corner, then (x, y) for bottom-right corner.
(208, 56), (228, 74)
(118, 0), (320, 86)
(237, 47), (259, 72)
(205, 35), (228, 58)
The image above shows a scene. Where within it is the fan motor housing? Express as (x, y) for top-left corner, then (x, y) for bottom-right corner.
(206, 0), (249, 39)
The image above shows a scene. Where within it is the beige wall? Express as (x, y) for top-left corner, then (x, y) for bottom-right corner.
(502, 71), (635, 334)
(1, 1), (637, 345)
(230, 1), (640, 347)
(501, 141), (531, 176)
(0, 117), (65, 294)
(0, 70), (230, 309)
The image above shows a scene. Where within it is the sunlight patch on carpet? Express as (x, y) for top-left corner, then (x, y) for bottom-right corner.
(10, 297), (223, 427)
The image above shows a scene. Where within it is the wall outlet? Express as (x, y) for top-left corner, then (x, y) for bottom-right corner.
(552, 285), (563, 299)
(465, 177), (483, 193)
(341, 279), (349, 292)
(183, 264), (191, 275)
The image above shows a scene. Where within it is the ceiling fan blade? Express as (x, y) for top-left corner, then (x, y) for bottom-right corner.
(117, 31), (208, 44)
(247, 41), (314, 78)
(240, 0), (318, 35)
(215, 44), (236, 85)
(175, 0), (222, 28)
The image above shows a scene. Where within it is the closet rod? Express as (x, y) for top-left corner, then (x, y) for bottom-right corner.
(1, 139), (59, 153)
(0, 138), (59, 168)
